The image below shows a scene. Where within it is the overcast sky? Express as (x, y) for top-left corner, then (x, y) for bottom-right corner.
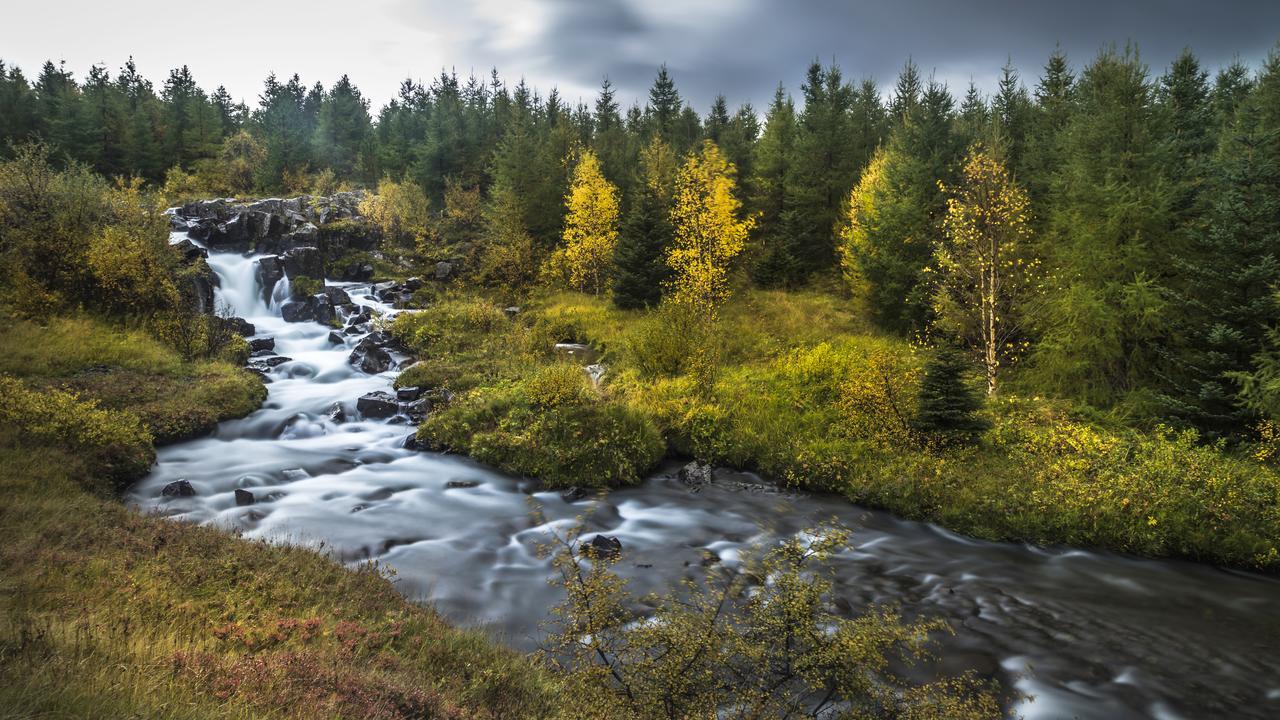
(3, 1), (1278, 114)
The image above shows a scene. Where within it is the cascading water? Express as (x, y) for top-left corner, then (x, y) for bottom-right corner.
(131, 231), (1280, 720)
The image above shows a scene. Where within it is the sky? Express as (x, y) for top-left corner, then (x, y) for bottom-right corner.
(3, 0), (1279, 115)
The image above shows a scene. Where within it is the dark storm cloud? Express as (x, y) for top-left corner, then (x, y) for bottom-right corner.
(405, 0), (1280, 114)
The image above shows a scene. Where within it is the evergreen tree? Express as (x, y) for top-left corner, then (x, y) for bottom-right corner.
(647, 65), (681, 143)
(613, 136), (676, 309)
(913, 345), (991, 444)
(313, 74), (372, 179)
(254, 73), (310, 189)
(1030, 46), (1171, 405)
(749, 85), (798, 286)
(78, 64), (124, 175)
(0, 61), (39, 155)
(162, 65), (200, 167)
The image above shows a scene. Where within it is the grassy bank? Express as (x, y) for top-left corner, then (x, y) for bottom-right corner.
(0, 317), (573, 719)
(395, 289), (1280, 572)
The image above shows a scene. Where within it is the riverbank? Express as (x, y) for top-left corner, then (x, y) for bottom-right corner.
(396, 289), (1280, 573)
(0, 316), (572, 718)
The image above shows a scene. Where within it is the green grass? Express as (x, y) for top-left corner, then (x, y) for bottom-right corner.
(393, 289), (1280, 572)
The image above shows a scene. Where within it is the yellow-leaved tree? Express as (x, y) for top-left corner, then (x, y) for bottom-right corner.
(548, 150), (620, 294)
(665, 140), (754, 389)
(667, 141), (753, 317)
(934, 146), (1039, 394)
(359, 177), (431, 249)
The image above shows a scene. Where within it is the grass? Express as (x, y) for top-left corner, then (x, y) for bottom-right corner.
(393, 288), (1280, 572)
(0, 312), (579, 718)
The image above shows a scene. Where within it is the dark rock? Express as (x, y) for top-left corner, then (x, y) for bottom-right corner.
(172, 237), (207, 263)
(396, 386), (423, 401)
(249, 356), (291, 372)
(280, 246), (324, 279)
(356, 391), (398, 418)
(344, 323), (369, 336)
(582, 534), (622, 559)
(350, 346), (393, 374)
(234, 488), (256, 506)
(357, 331), (395, 351)
(327, 402), (346, 423)
(184, 259), (218, 315)
(310, 294), (336, 324)
(248, 337), (275, 353)
(224, 317), (256, 337)
(402, 433), (422, 451)
(249, 349), (276, 358)
(561, 486), (589, 503)
(321, 286), (351, 305)
(255, 256), (285, 302)
(404, 277), (423, 291)
(340, 262), (374, 282)
(678, 461), (714, 487)
(346, 310), (373, 327)
(445, 480), (480, 489)
(285, 222), (319, 247)
(161, 480), (196, 497)
(401, 397), (431, 422)
(434, 261), (454, 280)
(327, 331), (344, 345)
(280, 300), (314, 323)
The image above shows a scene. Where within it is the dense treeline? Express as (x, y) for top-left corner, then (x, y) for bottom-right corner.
(5, 45), (1280, 440)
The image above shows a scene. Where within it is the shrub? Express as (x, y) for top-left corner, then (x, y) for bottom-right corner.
(289, 275), (323, 299)
(913, 346), (990, 446)
(0, 376), (153, 487)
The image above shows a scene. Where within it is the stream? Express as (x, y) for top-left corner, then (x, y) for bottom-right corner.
(128, 236), (1280, 719)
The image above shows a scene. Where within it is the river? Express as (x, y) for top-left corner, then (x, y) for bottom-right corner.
(128, 235), (1280, 719)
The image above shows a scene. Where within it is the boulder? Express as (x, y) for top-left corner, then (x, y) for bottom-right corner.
(396, 386), (423, 401)
(356, 391), (399, 418)
(234, 488), (256, 506)
(404, 277), (424, 291)
(184, 259), (218, 315)
(248, 337), (275, 353)
(503, 306), (521, 318)
(172, 237), (208, 263)
(349, 346), (393, 374)
(327, 331), (344, 344)
(223, 317), (256, 337)
(321, 286), (351, 305)
(285, 222), (319, 247)
(280, 300), (314, 323)
(255, 256), (285, 302)
(581, 534), (622, 559)
(401, 397), (431, 422)
(327, 402), (347, 423)
(280, 246), (324, 279)
(434, 261), (454, 280)
(445, 480), (480, 489)
(339, 262), (374, 282)
(310, 293), (336, 325)
(161, 479), (196, 497)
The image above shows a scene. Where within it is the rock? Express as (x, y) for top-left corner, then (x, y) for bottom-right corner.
(234, 488), (256, 506)
(321, 286), (352, 305)
(172, 237), (207, 263)
(584, 364), (606, 386)
(582, 534), (622, 559)
(161, 480), (196, 497)
(561, 486), (589, 503)
(248, 356), (292, 372)
(434, 261), (454, 280)
(396, 386), (423, 401)
(280, 246), (324, 279)
(340, 262), (374, 282)
(553, 343), (599, 363)
(678, 461), (714, 487)
(249, 337), (275, 353)
(255, 256), (285, 302)
(503, 306), (521, 318)
(280, 300), (314, 323)
(346, 310), (373, 327)
(350, 346), (393, 374)
(224, 317), (256, 337)
(183, 259), (218, 315)
(310, 293), (336, 325)
(344, 323), (369, 336)
(401, 397), (431, 422)
(357, 331), (395, 351)
(402, 434), (422, 451)
(327, 402), (346, 423)
(285, 222), (319, 247)
(356, 391), (399, 418)
(327, 331), (344, 344)
(445, 480), (480, 489)
(249, 349), (276, 358)
(404, 277), (424, 291)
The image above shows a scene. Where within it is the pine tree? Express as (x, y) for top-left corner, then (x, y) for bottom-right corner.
(1029, 46), (1170, 405)
(913, 346), (990, 445)
(613, 136), (676, 309)
(749, 85), (798, 286)
(647, 65), (681, 143)
(313, 74), (372, 179)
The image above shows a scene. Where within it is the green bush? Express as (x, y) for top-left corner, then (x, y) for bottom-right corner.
(289, 275), (323, 299)
(0, 376), (153, 488)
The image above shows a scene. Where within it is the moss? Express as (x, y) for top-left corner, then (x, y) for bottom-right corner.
(289, 274), (322, 299)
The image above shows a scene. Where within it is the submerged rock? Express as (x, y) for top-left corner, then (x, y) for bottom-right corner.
(678, 461), (714, 487)
(561, 486), (590, 503)
(234, 488), (256, 506)
(280, 299), (314, 323)
(581, 534), (622, 560)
